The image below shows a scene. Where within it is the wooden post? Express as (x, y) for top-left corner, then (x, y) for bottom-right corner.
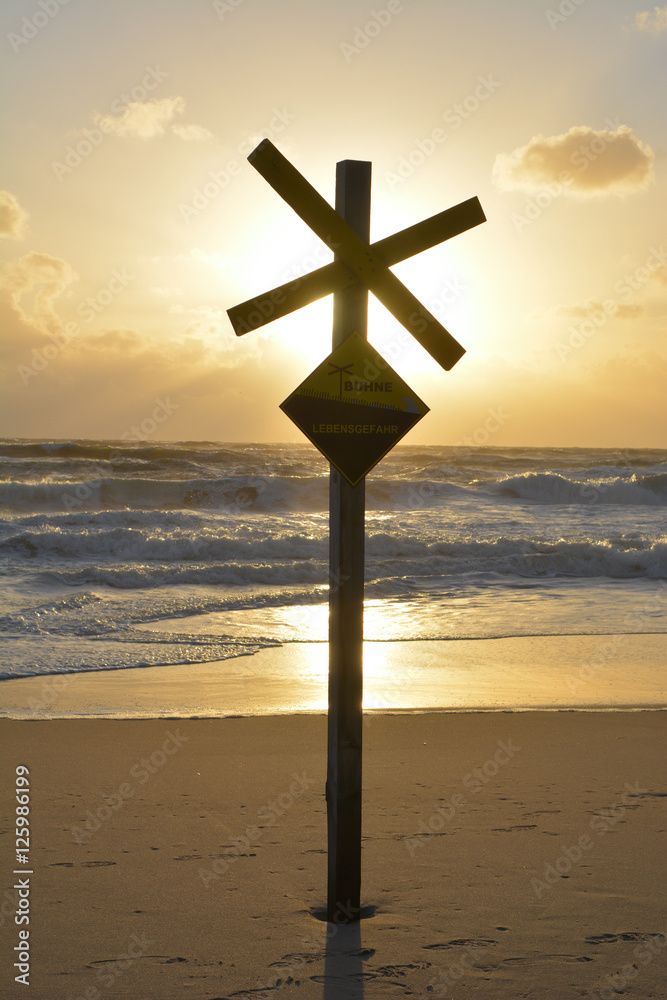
(327, 158), (371, 923)
(228, 138), (485, 923)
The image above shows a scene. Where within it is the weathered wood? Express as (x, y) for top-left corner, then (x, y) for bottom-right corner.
(327, 158), (371, 923)
(227, 138), (486, 923)
(227, 197), (485, 337)
(247, 139), (465, 371)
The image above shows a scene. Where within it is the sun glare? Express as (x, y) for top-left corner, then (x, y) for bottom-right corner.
(227, 182), (483, 379)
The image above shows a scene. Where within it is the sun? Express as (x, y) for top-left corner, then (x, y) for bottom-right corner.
(229, 188), (481, 378)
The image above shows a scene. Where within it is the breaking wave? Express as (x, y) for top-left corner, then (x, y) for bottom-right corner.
(1, 528), (662, 585)
(2, 469), (665, 514)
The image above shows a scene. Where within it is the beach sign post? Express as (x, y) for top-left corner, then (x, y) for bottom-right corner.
(228, 140), (485, 922)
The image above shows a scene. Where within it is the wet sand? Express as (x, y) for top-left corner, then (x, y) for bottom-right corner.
(1, 634), (665, 718)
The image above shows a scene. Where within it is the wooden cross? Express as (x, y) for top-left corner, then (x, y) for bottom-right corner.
(228, 141), (486, 922)
(228, 141), (485, 372)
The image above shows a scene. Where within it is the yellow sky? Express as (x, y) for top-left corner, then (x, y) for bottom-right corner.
(1, 0), (666, 446)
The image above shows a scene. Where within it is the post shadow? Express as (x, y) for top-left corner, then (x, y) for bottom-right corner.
(323, 918), (364, 1000)
(310, 902), (377, 997)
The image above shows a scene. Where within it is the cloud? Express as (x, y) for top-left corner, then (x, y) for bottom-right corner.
(171, 123), (214, 142)
(95, 96), (185, 139)
(94, 97), (212, 142)
(631, 5), (667, 33)
(178, 304), (255, 351)
(1, 272), (267, 440)
(188, 248), (233, 268)
(0, 191), (29, 240)
(1, 260), (257, 384)
(2, 268), (664, 444)
(494, 125), (654, 195)
(556, 300), (644, 320)
(1, 251), (77, 338)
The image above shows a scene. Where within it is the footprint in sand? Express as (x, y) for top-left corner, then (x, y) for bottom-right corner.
(269, 952), (319, 970)
(523, 809), (562, 816)
(491, 824), (538, 832)
(374, 962), (424, 977)
(424, 938), (498, 950)
(51, 860), (116, 867)
(87, 956), (187, 969)
(586, 931), (661, 944)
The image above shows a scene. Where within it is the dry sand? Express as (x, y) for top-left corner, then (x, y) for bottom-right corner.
(1, 711), (666, 999)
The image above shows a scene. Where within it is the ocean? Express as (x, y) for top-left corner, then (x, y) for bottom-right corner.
(0, 439), (665, 702)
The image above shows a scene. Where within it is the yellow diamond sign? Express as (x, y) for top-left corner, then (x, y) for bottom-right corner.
(280, 332), (429, 485)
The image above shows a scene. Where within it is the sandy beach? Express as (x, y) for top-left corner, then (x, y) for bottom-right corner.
(3, 0), (667, 992)
(1, 710), (666, 999)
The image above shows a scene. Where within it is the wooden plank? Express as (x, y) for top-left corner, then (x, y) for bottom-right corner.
(227, 197), (485, 336)
(379, 197), (485, 264)
(327, 158), (370, 923)
(228, 257), (354, 337)
(247, 140), (466, 371)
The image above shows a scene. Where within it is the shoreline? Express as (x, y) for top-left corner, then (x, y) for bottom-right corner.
(1, 634), (665, 719)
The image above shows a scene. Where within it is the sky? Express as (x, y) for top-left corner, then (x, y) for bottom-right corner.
(1, 0), (666, 447)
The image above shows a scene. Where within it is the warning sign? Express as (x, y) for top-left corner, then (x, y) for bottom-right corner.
(280, 332), (429, 484)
